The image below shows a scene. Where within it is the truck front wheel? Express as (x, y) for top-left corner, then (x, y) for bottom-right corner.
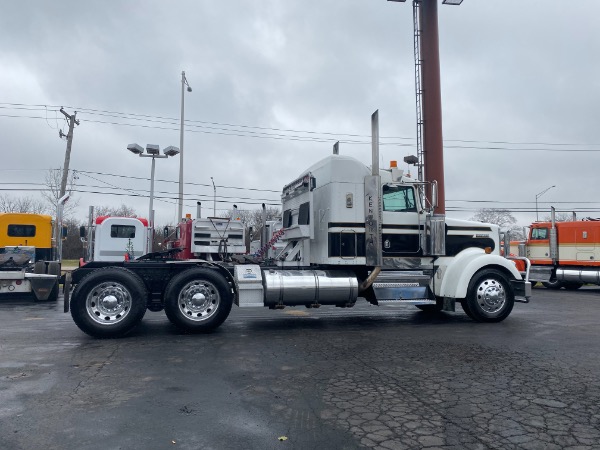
(164, 268), (233, 333)
(462, 269), (514, 323)
(70, 267), (147, 338)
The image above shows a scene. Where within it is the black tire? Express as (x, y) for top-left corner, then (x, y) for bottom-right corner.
(34, 261), (46, 274)
(462, 269), (514, 323)
(564, 282), (584, 290)
(70, 267), (147, 338)
(542, 280), (564, 290)
(460, 300), (476, 319)
(47, 261), (61, 276)
(164, 267), (233, 333)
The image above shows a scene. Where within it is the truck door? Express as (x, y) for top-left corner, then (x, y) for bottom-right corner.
(575, 224), (595, 262)
(528, 226), (551, 263)
(381, 184), (421, 255)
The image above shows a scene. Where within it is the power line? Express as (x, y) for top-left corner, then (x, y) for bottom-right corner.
(74, 169), (281, 193)
(2, 102), (600, 150)
(75, 176), (279, 203)
(2, 184), (599, 208)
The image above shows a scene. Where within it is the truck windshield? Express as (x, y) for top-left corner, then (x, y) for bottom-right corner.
(382, 185), (416, 212)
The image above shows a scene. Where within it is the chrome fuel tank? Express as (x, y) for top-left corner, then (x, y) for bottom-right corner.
(557, 268), (600, 284)
(263, 269), (358, 307)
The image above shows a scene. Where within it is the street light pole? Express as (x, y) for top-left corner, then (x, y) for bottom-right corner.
(535, 185), (556, 221)
(211, 177), (216, 217)
(178, 71), (192, 222)
(128, 144), (180, 255)
(149, 155), (156, 234)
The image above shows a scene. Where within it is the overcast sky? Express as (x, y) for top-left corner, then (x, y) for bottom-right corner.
(2, 0), (599, 227)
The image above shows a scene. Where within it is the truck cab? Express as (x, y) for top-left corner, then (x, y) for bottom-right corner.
(277, 155), (501, 267)
(83, 216), (148, 263)
(524, 215), (600, 289)
(0, 213), (60, 301)
(0, 213), (54, 262)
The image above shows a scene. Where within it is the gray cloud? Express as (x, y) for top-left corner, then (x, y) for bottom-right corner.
(1, 0), (599, 226)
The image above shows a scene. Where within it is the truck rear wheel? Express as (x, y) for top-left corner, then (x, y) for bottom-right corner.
(70, 267), (147, 338)
(164, 268), (233, 333)
(564, 282), (583, 290)
(463, 269), (514, 323)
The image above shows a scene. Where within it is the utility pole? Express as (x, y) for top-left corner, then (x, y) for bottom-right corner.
(55, 108), (79, 261)
(59, 108), (79, 198)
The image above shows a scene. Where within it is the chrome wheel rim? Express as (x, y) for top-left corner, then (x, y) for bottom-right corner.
(86, 281), (132, 325)
(178, 279), (220, 322)
(475, 278), (506, 315)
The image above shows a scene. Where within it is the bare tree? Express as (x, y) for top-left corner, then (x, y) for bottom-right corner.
(61, 218), (86, 261)
(0, 194), (47, 214)
(470, 208), (524, 240)
(221, 206), (281, 241)
(506, 226), (526, 241)
(94, 204), (139, 218)
(470, 208), (517, 228)
(41, 169), (80, 218)
(542, 211), (575, 222)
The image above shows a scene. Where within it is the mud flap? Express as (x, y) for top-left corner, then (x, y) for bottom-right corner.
(442, 297), (455, 312)
(30, 277), (58, 301)
(63, 272), (72, 313)
(512, 280), (531, 303)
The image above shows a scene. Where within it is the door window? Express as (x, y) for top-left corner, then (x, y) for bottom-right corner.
(382, 185), (416, 212)
(531, 228), (548, 240)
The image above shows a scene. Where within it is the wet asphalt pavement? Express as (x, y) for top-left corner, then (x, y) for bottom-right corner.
(1, 287), (600, 450)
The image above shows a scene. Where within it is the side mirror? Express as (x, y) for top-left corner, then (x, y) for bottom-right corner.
(163, 226), (169, 238)
(79, 225), (86, 239)
(62, 225), (68, 238)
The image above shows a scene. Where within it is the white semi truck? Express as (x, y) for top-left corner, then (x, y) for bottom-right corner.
(65, 122), (531, 338)
(79, 215), (149, 265)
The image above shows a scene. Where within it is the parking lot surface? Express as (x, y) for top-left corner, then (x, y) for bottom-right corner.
(1, 287), (600, 449)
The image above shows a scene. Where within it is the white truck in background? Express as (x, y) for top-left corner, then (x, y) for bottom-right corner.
(79, 214), (148, 265)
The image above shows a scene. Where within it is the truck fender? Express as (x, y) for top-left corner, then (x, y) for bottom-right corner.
(202, 261), (237, 296)
(437, 248), (522, 299)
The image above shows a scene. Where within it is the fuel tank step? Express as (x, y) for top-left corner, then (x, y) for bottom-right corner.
(371, 270), (434, 304)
